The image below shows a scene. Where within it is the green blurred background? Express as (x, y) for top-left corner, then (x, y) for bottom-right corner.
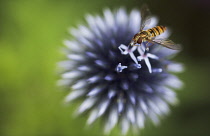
(0, 0), (210, 136)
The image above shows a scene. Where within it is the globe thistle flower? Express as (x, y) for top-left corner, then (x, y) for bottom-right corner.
(58, 7), (184, 135)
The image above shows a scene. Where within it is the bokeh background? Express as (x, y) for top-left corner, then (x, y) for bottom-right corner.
(0, 0), (210, 136)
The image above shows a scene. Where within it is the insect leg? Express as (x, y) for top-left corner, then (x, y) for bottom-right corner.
(133, 42), (141, 46)
(143, 42), (151, 52)
(145, 38), (155, 51)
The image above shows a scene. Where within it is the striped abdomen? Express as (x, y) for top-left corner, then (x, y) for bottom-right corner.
(146, 26), (166, 37)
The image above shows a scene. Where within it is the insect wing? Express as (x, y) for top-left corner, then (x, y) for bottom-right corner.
(150, 38), (182, 50)
(140, 4), (152, 31)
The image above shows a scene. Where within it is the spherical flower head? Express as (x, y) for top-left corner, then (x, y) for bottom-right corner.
(58, 7), (184, 135)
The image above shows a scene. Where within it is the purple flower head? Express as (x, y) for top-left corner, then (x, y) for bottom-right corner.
(58, 8), (184, 135)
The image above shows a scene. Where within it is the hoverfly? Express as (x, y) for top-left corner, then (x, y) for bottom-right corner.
(128, 5), (181, 51)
